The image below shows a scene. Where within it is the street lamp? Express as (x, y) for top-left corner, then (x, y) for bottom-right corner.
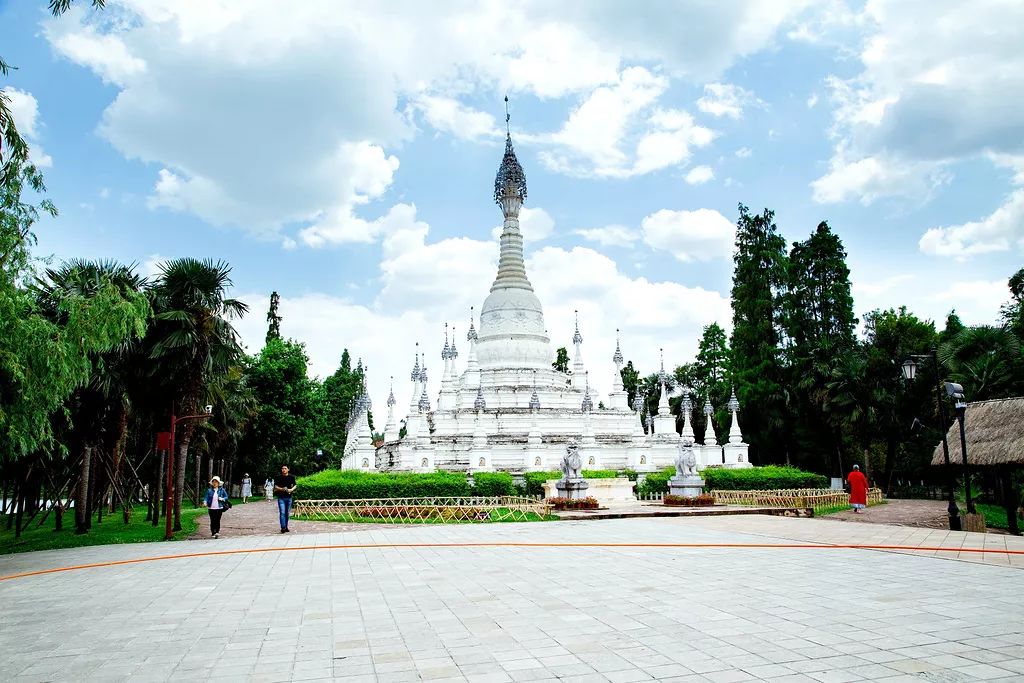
(946, 382), (975, 515)
(901, 350), (961, 531)
(164, 404), (214, 541)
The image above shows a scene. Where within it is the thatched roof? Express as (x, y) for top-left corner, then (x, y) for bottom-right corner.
(931, 397), (1024, 467)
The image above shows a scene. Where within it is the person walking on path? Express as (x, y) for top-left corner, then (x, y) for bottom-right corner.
(848, 464), (868, 513)
(204, 476), (230, 538)
(241, 474), (252, 503)
(274, 464), (297, 533)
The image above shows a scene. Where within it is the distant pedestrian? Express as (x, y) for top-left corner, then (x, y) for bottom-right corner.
(264, 478), (274, 499)
(241, 474), (252, 503)
(274, 464), (297, 533)
(848, 464), (868, 513)
(204, 476), (229, 538)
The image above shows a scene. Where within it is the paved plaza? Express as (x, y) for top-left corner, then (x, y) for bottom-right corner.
(1, 517), (1023, 682)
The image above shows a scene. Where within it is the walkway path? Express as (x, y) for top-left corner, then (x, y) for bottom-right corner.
(1, 516), (1023, 681)
(189, 499), (397, 539)
(825, 498), (954, 529)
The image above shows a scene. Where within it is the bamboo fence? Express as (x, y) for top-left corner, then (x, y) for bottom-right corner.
(292, 496), (551, 524)
(710, 488), (884, 512)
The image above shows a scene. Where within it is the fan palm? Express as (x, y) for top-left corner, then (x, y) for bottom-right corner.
(939, 325), (1020, 400)
(147, 258), (247, 531)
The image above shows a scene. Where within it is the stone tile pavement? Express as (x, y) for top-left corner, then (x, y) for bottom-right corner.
(1, 516), (1022, 682)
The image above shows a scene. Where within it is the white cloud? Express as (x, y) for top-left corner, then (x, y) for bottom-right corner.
(415, 96), (497, 141)
(99, 187), (110, 199)
(141, 253), (166, 279)
(490, 206), (555, 243)
(696, 82), (761, 119)
(735, 147), (752, 158)
(3, 88), (52, 168)
(42, 1), (814, 238)
(813, 1), (1024, 207)
(919, 189), (1024, 258)
(640, 208), (735, 263)
(574, 225), (638, 248)
(684, 165), (715, 185)
(806, 93), (819, 108)
(539, 67), (715, 179)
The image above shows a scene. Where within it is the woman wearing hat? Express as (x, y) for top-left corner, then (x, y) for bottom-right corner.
(203, 476), (230, 538)
(241, 473), (252, 503)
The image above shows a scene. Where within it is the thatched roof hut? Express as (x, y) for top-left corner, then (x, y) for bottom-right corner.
(931, 397), (1024, 466)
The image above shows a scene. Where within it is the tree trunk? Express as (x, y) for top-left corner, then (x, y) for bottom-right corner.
(111, 404), (130, 513)
(863, 446), (872, 484)
(152, 450), (164, 527)
(194, 453), (202, 508)
(206, 456), (213, 487)
(14, 484), (24, 539)
(173, 430), (193, 532)
(75, 447), (91, 534)
(1002, 466), (1020, 536)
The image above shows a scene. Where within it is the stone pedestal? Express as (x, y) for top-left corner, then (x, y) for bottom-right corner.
(723, 443), (751, 468)
(554, 478), (590, 500)
(546, 477), (634, 506)
(669, 475), (705, 499)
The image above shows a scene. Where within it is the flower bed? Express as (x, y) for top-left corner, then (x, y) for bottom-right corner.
(547, 496), (599, 510)
(663, 493), (715, 507)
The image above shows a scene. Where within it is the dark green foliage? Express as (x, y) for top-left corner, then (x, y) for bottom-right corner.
(620, 360), (640, 407)
(471, 472), (515, 496)
(552, 347), (570, 373)
(692, 322), (731, 443)
(294, 470), (472, 500)
(637, 469), (673, 495)
(265, 291), (282, 344)
(702, 466), (828, 490)
(238, 338), (318, 477)
(730, 204), (788, 461)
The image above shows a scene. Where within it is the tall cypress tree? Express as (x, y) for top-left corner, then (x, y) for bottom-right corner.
(265, 291), (282, 344)
(784, 221), (857, 474)
(730, 204), (788, 461)
(693, 322), (731, 441)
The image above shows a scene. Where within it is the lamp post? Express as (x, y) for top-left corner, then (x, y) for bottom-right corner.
(164, 405), (213, 541)
(946, 382), (975, 515)
(901, 350), (961, 531)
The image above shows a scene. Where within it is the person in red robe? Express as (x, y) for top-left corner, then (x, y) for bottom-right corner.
(848, 464), (868, 513)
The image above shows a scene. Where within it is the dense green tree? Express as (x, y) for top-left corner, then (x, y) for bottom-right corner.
(729, 204), (788, 461)
(266, 291), (282, 344)
(939, 325), (1020, 401)
(31, 260), (150, 532)
(317, 348), (365, 463)
(940, 311), (966, 345)
(692, 323), (731, 442)
(552, 347), (570, 374)
(240, 338), (318, 478)
(784, 221), (857, 474)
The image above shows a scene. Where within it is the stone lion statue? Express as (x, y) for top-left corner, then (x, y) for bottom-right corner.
(675, 439), (697, 478)
(560, 440), (583, 480)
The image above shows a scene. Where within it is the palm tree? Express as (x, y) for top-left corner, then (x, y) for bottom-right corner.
(147, 258), (247, 531)
(939, 325), (1020, 401)
(32, 259), (150, 533)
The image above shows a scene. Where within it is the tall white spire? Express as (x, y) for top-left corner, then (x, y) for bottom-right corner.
(407, 345), (421, 420)
(384, 376), (399, 442)
(703, 397), (718, 446)
(571, 310), (586, 384)
(608, 327), (628, 409)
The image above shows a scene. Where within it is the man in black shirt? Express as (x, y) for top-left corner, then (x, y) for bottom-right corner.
(274, 464), (297, 533)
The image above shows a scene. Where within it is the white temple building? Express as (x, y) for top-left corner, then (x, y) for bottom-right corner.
(341, 118), (748, 474)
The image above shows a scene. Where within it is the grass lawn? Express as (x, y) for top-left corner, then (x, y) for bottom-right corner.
(0, 503), (208, 556)
(973, 502), (1023, 531)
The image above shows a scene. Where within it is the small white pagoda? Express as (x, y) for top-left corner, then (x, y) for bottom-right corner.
(341, 113), (748, 473)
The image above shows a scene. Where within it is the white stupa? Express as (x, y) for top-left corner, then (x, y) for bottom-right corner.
(342, 106), (748, 473)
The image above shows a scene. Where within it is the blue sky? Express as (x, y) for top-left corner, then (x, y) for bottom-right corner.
(3, 1), (1022, 413)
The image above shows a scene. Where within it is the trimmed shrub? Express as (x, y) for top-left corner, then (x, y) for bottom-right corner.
(548, 497), (599, 510)
(702, 465), (827, 491)
(637, 468), (674, 496)
(523, 469), (623, 496)
(664, 493), (715, 507)
(471, 472), (515, 497)
(294, 470), (471, 500)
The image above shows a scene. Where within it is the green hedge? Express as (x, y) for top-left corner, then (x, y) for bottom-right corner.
(522, 469), (622, 496)
(702, 466), (827, 490)
(294, 470), (471, 499)
(637, 465), (827, 496)
(471, 472), (515, 497)
(637, 468), (673, 496)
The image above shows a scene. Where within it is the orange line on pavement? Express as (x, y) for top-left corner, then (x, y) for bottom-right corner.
(1, 542), (1020, 582)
